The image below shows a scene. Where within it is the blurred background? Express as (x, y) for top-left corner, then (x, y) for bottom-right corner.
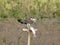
(0, 0), (60, 45)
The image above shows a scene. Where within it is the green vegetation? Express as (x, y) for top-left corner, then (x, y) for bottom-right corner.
(0, 0), (60, 20)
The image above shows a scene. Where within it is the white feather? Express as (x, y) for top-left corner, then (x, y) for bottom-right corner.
(30, 18), (36, 22)
(30, 27), (36, 37)
(23, 28), (28, 31)
(27, 23), (31, 29)
(26, 23), (37, 37)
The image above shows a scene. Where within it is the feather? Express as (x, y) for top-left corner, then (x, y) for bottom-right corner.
(26, 23), (37, 37)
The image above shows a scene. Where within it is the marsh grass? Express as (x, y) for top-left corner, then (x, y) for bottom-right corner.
(9, 7), (20, 18)
(0, 10), (8, 20)
(0, 0), (60, 20)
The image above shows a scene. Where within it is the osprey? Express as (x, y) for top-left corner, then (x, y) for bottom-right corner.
(17, 17), (37, 37)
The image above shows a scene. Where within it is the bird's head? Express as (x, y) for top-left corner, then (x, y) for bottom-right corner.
(30, 17), (37, 23)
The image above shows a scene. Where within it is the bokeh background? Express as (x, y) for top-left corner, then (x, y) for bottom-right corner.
(0, 0), (60, 45)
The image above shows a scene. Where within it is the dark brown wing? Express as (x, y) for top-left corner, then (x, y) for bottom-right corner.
(17, 17), (33, 24)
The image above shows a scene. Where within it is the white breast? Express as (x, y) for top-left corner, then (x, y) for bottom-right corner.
(26, 23), (37, 37)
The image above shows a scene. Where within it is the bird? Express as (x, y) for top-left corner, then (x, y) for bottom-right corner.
(17, 17), (36, 24)
(17, 17), (37, 37)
